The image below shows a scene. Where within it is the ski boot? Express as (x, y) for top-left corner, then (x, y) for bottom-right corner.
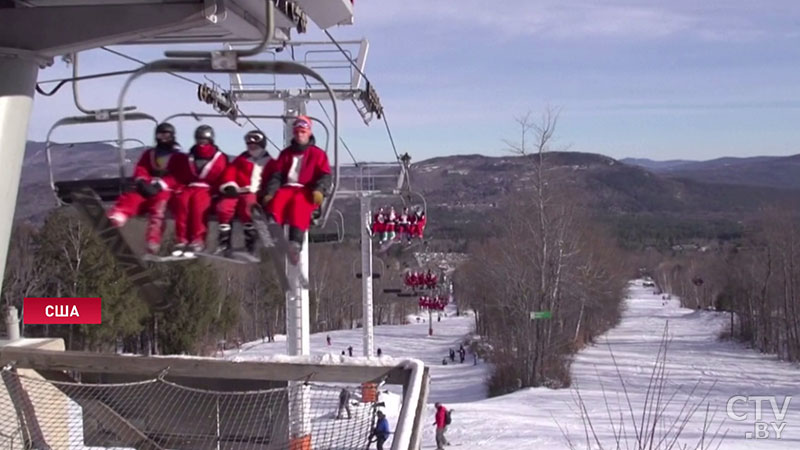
(184, 241), (204, 258)
(242, 223), (260, 262)
(216, 224), (232, 256)
(171, 242), (187, 257)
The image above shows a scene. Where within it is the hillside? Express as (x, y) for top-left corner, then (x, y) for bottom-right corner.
(623, 154), (800, 190)
(17, 142), (800, 248)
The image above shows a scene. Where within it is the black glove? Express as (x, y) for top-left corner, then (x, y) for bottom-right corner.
(136, 180), (160, 198)
(222, 186), (239, 198)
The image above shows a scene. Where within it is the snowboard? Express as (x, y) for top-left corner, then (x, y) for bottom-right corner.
(250, 206), (308, 291)
(69, 187), (172, 311)
(141, 253), (197, 262)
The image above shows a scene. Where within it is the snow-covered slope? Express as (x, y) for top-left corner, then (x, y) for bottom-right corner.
(228, 281), (800, 449)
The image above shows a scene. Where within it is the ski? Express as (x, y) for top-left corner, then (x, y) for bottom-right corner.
(194, 250), (259, 264)
(141, 254), (197, 263)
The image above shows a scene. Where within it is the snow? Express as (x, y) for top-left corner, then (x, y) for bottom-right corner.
(227, 281), (800, 449)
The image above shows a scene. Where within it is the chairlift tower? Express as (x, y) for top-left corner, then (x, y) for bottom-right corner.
(337, 155), (421, 357)
(229, 38), (384, 358)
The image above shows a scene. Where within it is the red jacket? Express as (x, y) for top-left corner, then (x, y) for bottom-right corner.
(435, 405), (447, 428)
(219, 150), (276, 194)
(179, 144), (228, 190)
(132, 147), (188, 192)
(263, 140), (332, 196)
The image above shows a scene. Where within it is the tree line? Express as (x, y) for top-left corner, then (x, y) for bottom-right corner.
(655, 207), (800, 362)
(454, 110), (630, 395)
(2, 208), (421, 355)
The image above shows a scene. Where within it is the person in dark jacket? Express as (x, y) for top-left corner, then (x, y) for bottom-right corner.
(336, 388), (351, 419)
(371, 410), (391, 450)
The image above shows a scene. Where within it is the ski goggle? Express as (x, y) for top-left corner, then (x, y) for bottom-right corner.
(245, 133), (265, 144)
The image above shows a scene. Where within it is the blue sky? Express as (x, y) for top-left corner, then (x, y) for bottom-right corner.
(29, 0), (800, 163)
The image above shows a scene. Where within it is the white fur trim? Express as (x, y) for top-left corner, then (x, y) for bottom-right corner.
(197, 151), (223, 179)
(219, 181), (238, 192)
(153, 178), (170, 191)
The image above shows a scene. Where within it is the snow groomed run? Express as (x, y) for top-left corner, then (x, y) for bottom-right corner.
(226, 280), (800, 449)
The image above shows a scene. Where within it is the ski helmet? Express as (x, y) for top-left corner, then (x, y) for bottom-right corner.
(155, 122), (175, 136)
(244, 130), (267, 149)
(194, 125), (215, 142)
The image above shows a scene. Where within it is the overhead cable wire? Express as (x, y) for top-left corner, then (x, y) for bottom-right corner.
(102, 46), (281, 152)
(323, 31), (402, 162)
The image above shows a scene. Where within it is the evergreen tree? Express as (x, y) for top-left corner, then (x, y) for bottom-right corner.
(35, 209), (147, 350)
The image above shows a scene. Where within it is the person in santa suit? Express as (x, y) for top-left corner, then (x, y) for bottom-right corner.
(171, 125), (228, 256)
(395, 207), (409, 243)
(108, 122), (187, 255)
(259, 116), (332, 266)
(215, 130), (276, 257)
(371, 207), (385, 241)
(383, 206), (397, 243)
(413, 207), (427, 239)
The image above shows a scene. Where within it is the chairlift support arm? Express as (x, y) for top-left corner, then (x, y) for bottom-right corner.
(46, 112), (157, 205)
(117, 59), (339, 228)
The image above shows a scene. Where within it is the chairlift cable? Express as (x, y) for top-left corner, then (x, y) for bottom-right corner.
(102, 47), (280, 152)
(101, 47), (203, 86)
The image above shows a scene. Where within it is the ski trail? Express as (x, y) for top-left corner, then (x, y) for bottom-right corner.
(229, 280), (800, 449)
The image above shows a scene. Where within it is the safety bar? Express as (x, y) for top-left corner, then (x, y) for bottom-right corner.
(117, 59), (339, 228)
(46, 113), (157, 205)
(160, 112), (331, 155)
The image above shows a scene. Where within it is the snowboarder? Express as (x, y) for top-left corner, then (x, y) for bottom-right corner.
(259, 116), (332, 268)
(377, 348), (383, 357)
(215, 130), (275, 258)
(107, 122), (186, 255)
(434, 402), (450, 449)
(171, 125), (228, 256)
(449, 348), (455, 362)
(341, 350), (346, 356)
(336, 388), (351, 419)
(371, 410), (390, 450)
(459, 348), (466, 364)
(348, 346), (353, 357)
(326, 334), (331, 346)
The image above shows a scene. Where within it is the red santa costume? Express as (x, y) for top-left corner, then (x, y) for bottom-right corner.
(261, 116), (332, 253)
(108, 122), (186, 254)
(171, 125), (228, 253)
(372, 207), (385, 237)
(216, 130), (276, 254)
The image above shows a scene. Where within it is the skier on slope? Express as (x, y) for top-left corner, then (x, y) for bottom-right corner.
(259, 116), (332, 268)
(434, 402), (450, 449)
(215, 130), (275, 258)
(171, 125), (228, 256)
(107, 122), (187, 255)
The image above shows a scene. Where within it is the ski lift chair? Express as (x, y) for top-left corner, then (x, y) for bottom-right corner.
(353, 257), (384, 280)
(117, 59), (340, 230)
(46, 112), (157, 206)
